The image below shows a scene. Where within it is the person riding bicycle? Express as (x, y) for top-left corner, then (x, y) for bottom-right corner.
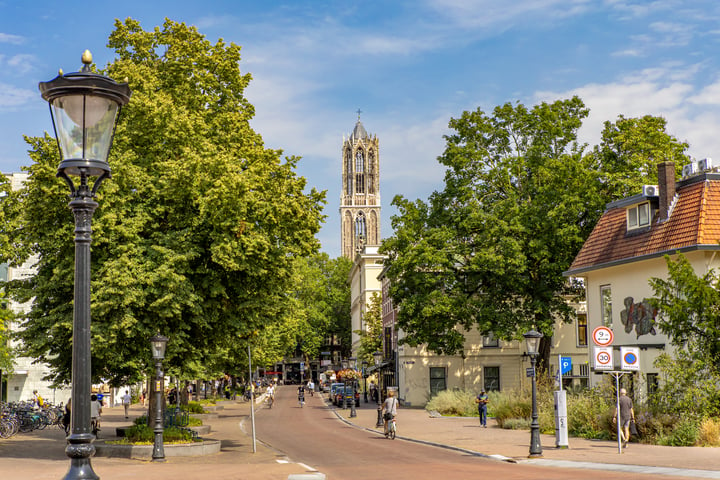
(381, 389), (398, 437)
(297, 384), (305, 406)
(266, 383), (275, 407)
(306, 380), (314, 396)
(90, 394), (102, 436)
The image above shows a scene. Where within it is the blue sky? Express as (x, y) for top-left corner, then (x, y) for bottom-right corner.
(2, 1), (720, 257)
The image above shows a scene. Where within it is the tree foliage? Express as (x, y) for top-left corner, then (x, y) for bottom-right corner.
(381, 98), (690, 368)
(2, 18), (325, 386)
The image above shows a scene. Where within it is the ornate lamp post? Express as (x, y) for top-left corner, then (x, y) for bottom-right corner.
(373, 351), (383, 428)
(349, 357), (357, 418)
(524, 329), (544, 458)
(39, 50), (130, 480)
(341, 359), (348, 410)
(362, 360), (368, 403)
(150, 334), (168, 462)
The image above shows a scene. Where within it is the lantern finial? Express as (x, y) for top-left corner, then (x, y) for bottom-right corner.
(82, 50), (92, 66)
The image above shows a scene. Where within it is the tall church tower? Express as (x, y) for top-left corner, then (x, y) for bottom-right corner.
(340, 113), (381, 259)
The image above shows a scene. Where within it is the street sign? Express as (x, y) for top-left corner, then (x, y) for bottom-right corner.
(560, 356), (572, 375)
(300, 361), (305, 372)
(526, 367), (535, 378)
(594, 346), (613, 370)
(621, 347), (640, 371)
(592, 326), (614, 347)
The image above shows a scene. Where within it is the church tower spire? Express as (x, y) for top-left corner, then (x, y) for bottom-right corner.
(340, 112), (381, 259)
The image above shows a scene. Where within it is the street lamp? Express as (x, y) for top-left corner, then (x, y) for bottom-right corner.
(349, 357), (357, 418)
(150, 334), (168, 462)
(523, 329), (544, 458)
(373, 351), (383, 428)
(39, 50), (130, 480)
(341, 359), (348, 409)
(362, 360), (368, 403)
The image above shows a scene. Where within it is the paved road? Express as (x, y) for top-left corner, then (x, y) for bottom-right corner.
(255, 386), (701, 480)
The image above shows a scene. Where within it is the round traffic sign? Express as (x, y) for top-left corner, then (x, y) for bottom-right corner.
(592, 326), (614, 346)
(624, 351), (638, 365)
(596, 350), (612, 365)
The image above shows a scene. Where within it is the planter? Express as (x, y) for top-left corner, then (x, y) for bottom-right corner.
(95, 438), (221, 458)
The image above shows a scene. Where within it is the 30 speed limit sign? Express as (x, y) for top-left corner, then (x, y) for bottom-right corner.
(594, 347), (613, 370)
(592, 326), (614, 346)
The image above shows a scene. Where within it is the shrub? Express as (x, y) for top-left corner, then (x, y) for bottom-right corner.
(698, 418), (720, 447)
(187, 416), (203, 427)
(424, 389), (476, 417)
(182, 401), (207, 414)
(658, 418), (699, 446)
(120, 424), (194, 444)
(502, 418), (530, 430)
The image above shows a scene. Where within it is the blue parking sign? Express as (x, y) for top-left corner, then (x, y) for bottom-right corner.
(560, 356), (572, 375)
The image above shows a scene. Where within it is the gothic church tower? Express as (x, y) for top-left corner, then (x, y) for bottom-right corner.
(341, 114), (381, 259)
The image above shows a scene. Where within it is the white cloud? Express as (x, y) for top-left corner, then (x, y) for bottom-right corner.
(0, 33), (24, 45)
(5, 54), (36, 75)
(0, 83), (35, 109)
(423, 0), (592, 28)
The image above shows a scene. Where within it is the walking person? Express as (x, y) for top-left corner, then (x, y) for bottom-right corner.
(121, 390), (132, 419)
(613, 388), (635, 448)
(381, 389), (398, 437)
(475, 389), (489, 428)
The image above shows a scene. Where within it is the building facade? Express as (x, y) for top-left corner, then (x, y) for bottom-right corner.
(566, 161), (720, 400)
(340, 115), (381, 260)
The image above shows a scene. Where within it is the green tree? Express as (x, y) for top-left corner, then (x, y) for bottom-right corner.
(354, 292), (382, 364)
(3, 18), (324, 386)
(592, 115), (688, 199)
(381, 97), (605, 366)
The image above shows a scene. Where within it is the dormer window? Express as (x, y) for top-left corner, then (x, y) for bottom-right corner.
(627, 202), (651, 230)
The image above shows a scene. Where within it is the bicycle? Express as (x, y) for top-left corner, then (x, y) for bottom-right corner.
(384, 415), (396, 440)
(266, 394), (274, 409)
(298, 394), (305, 408)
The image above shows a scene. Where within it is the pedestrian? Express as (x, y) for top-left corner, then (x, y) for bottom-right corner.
(62, 399), (71, 435)
(475, 389), (489, 427)
(90, 394), (102, 436)
(32, 390), (44, 409)
(613, 388), (635, 448)
(121, 390), (132, 419)
(381, 389), (398, 437)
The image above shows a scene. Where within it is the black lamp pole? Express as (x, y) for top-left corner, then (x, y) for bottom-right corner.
(39, 50), (130, 480)
(373, 351), (383, 428)
(524, 329), (544, 458)
(150, 334), (168, 462)
(362, 361), (368, 403)
(349, 357), (357, 418)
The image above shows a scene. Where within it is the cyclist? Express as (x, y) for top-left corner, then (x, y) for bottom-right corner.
(90, 394), (102, 436)
(297, 384), (305, 407)
(306, 380), (315, 396)
(266, 383), (275, 408)
(381, 389), (398, 437)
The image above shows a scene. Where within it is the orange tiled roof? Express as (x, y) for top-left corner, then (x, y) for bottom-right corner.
(567, 176), (720, 275)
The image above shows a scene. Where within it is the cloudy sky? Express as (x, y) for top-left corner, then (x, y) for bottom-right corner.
(2, 0), (720, 257)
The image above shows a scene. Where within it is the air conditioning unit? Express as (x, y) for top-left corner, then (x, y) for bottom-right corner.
(698, 157), (714, 172)
(682, 163), (698, 178)
(642, 185), (659, 197)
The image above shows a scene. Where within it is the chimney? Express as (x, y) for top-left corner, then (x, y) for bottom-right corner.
(658, 161), (676, 221)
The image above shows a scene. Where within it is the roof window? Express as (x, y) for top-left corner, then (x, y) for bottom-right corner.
(627, 202), (651, 230)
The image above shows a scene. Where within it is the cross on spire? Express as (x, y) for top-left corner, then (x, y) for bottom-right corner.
(356, 108), (362, 120)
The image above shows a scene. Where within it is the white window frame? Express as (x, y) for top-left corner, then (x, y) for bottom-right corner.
(627, 202), (651, 230)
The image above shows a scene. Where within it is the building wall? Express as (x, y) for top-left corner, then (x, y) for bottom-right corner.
(349, 246), (385, 353)
(396, 314), (589, 407)
(580, 250), (719, 396)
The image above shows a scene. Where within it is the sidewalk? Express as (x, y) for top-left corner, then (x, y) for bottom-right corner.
(334, 398), (720, 479)
(0, 399), (309, 480)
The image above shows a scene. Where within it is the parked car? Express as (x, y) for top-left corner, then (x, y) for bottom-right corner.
(333, 386), (360, 407)
(329, 383), (344, 401)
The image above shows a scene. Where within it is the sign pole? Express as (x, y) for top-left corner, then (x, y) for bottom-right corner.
(610, 371), (625, 454)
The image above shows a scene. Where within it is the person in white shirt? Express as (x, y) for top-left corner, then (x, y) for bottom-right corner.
(307, 380), (315, 396)
(121, 390), (132, 419)
(90, 394), (102, 436)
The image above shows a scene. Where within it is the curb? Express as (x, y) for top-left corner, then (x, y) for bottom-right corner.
(94, 438), (221, 459)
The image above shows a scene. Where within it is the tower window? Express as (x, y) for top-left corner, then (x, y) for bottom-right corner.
(355, 150), (364, 172)
(346, 151), (352, 195)
(355, 150), (365, 193)
(355, 212), (366, 247)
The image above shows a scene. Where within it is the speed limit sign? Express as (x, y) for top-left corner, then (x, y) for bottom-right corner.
(592, 326), (614, 346)
(594, 347), (613, 370)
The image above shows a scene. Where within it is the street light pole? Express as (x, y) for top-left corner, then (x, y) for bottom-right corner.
(362, 361), (368, 403)
(39, 50), (130, 480)
(524, 329), (544, 458)
(150, 334), (168, 462)
(373, 351), (383, 428)
(349, 357), (357, 418)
